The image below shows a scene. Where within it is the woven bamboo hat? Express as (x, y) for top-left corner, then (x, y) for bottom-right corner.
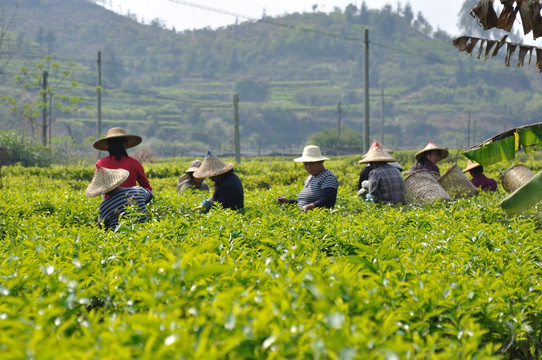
(192, 151), (234, 179)
(185, 159), (203, 173)
(85, 166), (129, 198)
(415, 141), (449, 161)
(93, 127), (143, 151)
(500, 164), (534, 193)
(404, 170), (452, 204)
(294, 145), (329, 162)
(178, 159), (204, 183)
(462, 160), (481, 173)
(359, 140), (396, 164)
(439, 163), (478, 198)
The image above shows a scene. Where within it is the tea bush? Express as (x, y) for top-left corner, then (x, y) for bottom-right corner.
(1, 157), (541, 359)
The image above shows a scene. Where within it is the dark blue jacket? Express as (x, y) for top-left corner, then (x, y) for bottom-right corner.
(212, 170), (244, 210)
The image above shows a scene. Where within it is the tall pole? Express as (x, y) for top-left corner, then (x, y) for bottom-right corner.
(473, 118), (477, 145)
(42, 71), (48, 146)
(504, 104), (507, 130)
(49, 90), (53, 146)
(233, 94), (240, 163)
(364, 28), (370, 152)
(380, 88), (384, 144)
(467, 111), (471, 148)
(97, 51), (102, 138)
(337, 101), (341, 148)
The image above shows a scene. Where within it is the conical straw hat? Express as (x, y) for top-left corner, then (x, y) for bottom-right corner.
(293, 145), (329, 162)
(415, 141), (449, 161)
(85, 166), (129, 198)
(93, 127), (143, 151)
(185, 159), (203, 173)
(192, 151), (234, 179)
(462, 159), (481, 173)
(359, 140), (396, 164)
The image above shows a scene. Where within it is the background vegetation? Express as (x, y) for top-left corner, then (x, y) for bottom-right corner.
(0, 0), (541, 158)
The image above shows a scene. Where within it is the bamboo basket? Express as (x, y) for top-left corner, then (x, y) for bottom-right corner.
(438, 163), (478, 199)
(500, 164), (534, 193)
(404, 170), (452, 205)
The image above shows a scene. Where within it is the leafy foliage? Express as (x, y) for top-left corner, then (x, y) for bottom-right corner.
(1, 155), (542, 358)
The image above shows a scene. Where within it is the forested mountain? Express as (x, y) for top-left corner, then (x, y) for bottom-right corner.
(1, 0), (541, 156)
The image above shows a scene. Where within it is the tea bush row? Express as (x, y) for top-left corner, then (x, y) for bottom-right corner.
(1, 158), (541, 359)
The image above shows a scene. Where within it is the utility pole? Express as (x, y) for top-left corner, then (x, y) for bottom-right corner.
(363, 28), (370, 152)
(380, 88), (384, 144)
(42, 70), (48, 146)
(233, 94), (240, 163)
(473, 118), (477, 144)
(467, 111), (471, 148)
(97, 51), (102, 138)
(49, 87), (53, 146)
(504, 104), (507, 130)
(337, 101), (341, 148)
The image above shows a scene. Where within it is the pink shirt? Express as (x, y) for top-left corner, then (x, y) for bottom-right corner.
(96, 156), (152, 192)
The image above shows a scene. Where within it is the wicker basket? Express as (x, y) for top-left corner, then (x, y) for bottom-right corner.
(404, 170), (452, 205)
(438, 163), (479, 199)
(501, 164), (534, 193)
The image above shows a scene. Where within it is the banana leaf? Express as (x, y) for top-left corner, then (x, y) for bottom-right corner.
(462, 122), (542, 166)
(517, 126), (542, 153)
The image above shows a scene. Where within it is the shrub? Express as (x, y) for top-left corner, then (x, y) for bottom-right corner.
(0, 131), (52, 167)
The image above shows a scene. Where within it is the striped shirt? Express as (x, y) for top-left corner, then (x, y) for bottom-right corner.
(368, 164), (405, 204)
(296, 169), (339, 208)
(98, 186), (153, 230)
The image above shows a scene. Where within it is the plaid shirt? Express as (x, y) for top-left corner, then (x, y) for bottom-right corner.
(368, 164), (405, 204)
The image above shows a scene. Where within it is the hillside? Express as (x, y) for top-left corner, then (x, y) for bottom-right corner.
(1, 0), (541, 157)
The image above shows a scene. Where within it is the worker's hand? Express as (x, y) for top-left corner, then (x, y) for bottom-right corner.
(276, 196), (290, 205)
(302, 203), (315, 212)
(193, 199), (212, 212)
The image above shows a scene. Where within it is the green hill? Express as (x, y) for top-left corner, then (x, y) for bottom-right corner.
(1, 0), (540, 157)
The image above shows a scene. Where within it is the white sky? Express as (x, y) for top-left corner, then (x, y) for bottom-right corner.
(103, 0), (464, 36)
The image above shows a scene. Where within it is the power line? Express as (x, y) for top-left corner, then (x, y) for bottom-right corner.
(167, 0), (460, 64)
(167, 0), (363, 42)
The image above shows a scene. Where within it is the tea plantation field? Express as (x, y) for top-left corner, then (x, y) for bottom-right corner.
(1, 155), (542, 359)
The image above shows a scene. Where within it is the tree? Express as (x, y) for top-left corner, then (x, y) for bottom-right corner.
(345, 4), (358, 23)
(150, 18), (167, 30)
(402, 2), (414, 25)
(2, 56), (84, 146)
(413, 11), (432, 36)
(360, 1), (369, 24)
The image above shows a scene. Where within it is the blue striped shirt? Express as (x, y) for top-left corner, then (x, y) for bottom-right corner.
(296, 169), (339, 208)
(98, 186), (153, 230)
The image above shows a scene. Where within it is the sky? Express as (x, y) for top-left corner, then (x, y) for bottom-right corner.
(103, 0), (465, 36)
